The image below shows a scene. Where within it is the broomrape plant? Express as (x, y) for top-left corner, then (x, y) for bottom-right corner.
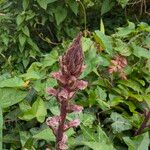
(46, 33), (88, 150)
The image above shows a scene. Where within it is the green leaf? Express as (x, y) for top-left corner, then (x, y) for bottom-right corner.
(118, 79), (143, 93)
(19, 98), (47, 123)
(117, 0), (129, 8)
(132, 43), (150, 59)
(21, 62), (44, 80)
(16, 14), (25, 26)
(123, 132), (149, 150)
(143, 94), (150, 108)
(23, 0), (29, 10)
(100, 19), (105, 34)
(19, 34), (26, 48)
(22, 26), (30, 37)
(0, 107), (2, 150)
(0, 88), (27, 108)
(33, 128), (55, 141)
(81, 125), (116, 150)
(82, 37), (93, 52)
(94, 30), (113, 55)
(27, 38), (40, 52)
(0, 76), (24, 88)
(114, 39), (131, 56)
(19, 131), (31, 147)
(54, 6), (67, 25)
(37, 0), (57, 9)
(68, 0), (78, 15)
(111, 112), (132, 133)
(115, 21), (135, 37)
(101, 0), (114, 15)
(80, 113), (95, 127)
(42, 50), (58, 68)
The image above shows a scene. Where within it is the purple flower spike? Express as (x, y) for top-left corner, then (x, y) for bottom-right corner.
(46, 32), (88, 150)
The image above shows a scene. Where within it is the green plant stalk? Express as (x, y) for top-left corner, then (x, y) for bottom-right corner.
(78, 0), (87, 35)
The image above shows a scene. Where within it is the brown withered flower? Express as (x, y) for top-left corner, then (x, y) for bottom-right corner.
(108, 55), (127, 80)
(46, 32), (88, 150)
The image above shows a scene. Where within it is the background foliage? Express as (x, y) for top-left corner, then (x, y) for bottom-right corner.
(0, 0), (150, 149)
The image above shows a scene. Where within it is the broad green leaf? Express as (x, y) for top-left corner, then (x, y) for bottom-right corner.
(68, 0), (78, 15)
(114, 39), (131, 56)
(101, 0), (114, 15)
(42, 50), (58, 68)
(33, 128), (55, 141)
(115, 21), (135, 37)
(23, 0), (29, 10)
(0, 76), (24, 88)
(16, 14), (25, 26)
(111, 112), (132, 133)
(82, 141), (115, 150)
(19, 98), (47, 123)
(54, 6), (67, 25)
(21, 62), (44, 80)
(0, 88), (27, 108)
(0, 107), (2, 150)
(82, 37), (93, 52)
(96, 98), (110, 110)
(37, 0), (57, 9)
(96, 86), (107, 100)
(81, 125), (116, 150)
(19, 131), (31, 147)
(123, 132), (149, 150)
(80, 113), (95, 127)
(132, 43), (150, 59)
(94, 30), (113, 55)
(118, 80), (143, 93)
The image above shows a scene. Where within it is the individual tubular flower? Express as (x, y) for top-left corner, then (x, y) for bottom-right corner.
(108, 54), (127, 80)
(64, 119), (81, 131)
(46, 32), (88, 150)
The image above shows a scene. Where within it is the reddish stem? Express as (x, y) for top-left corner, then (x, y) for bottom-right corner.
(56, 101), (68, 150)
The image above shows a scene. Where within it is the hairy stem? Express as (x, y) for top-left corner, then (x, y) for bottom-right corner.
(56, 101), (68, 150)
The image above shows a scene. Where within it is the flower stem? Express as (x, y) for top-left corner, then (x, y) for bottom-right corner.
(56, 101), (68, 150)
